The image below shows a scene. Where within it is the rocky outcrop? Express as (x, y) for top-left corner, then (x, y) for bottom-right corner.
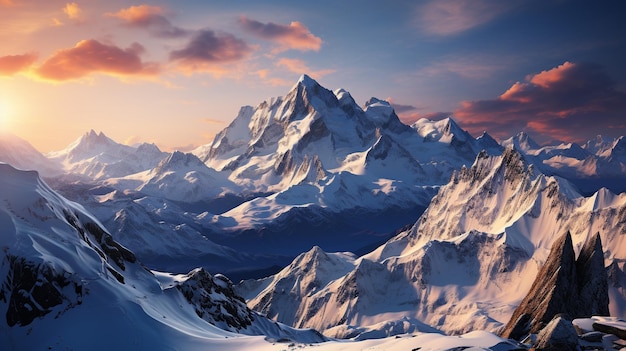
(0, 255), (83, 327)
(176, 268), (254, 331)
(501, 231), (609, 339)
(534, 316), (580, 351)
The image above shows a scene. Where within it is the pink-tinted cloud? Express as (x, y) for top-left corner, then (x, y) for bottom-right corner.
(107, 4), (189, 38)
(454, 62), (626, 143)
(0, 53), (38, 75)
(36, 39), (159, 81)
(239, 16), (322, 52)
(169, 29), (252, 74)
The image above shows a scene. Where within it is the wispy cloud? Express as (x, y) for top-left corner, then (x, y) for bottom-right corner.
(415, 0), (519, 36)
(417, 55), (509, 80)
(107, 4), (189, 38)
(454, 61), (626, 142)
(169, 29), (252, 75)
(36, 40), (159, 81)
(239, 16), (322, 53)
(0, 53), (38, 76)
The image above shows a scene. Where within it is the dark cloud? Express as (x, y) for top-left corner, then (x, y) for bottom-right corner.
(454, 62), (626, 143)
(0, 53), (37, 75)
(169, 29), (252, 66)
(389, 102), (419, 114)
(239, 16), (322, 52)
(107, 5), (189, 38)
(36, 40), (159, 81)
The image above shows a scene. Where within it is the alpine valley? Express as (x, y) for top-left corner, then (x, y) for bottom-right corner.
(1, 75), (625, 350)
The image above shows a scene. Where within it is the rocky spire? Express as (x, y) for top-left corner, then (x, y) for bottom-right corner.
(576, 232), (609, 316)
(501, 231), (610, 340)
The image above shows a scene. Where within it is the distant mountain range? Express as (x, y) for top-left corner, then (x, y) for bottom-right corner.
(1, 75), (625, 343)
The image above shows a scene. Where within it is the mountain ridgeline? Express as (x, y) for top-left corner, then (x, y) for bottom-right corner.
(1, 75), (626, 344)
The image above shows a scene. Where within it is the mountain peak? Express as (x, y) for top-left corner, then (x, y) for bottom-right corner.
(364, 97), (390, 108)
(502, 131), (541, 152)
(297, 74), (318, 87)
(80, 129), (111, 144)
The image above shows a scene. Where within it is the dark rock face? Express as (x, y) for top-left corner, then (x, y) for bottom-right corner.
(534, 316), (580, 351)
(576, 233), (610, 317)
(501, 231), (609, 339)
(176, 268), (254, 331)
(0, 255), (83, 327)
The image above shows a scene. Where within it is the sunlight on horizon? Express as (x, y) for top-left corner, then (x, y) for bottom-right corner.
(0, 99), (15, 132)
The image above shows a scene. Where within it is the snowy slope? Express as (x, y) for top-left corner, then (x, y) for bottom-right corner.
(239, 147), (626, 337)
(0, 163), (327, 350)
(47, 129), (167, 180)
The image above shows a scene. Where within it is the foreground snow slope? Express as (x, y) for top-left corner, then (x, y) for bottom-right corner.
(239, 147), (626, 337)
(0, 163), (325, 350)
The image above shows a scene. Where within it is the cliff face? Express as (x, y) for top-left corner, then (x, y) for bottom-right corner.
(501, 232), (609, 340)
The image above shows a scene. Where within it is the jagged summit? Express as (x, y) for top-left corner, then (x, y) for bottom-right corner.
(157, 150), (206, 171)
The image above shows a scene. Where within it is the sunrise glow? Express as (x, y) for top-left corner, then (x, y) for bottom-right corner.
(0, 0), (624, 151)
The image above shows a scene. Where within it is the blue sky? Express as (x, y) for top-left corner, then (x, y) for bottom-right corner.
(1, 0), (625, 151)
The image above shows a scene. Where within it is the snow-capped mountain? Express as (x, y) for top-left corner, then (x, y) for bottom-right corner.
(0, 132), (60, 176)
(104, 150), (239, 203)
(237, 147), (626, 337)
(197, 75), (482, 192)
(193, 75), (492, 256)
(0, 163), (326, 350)
(47, 129), (167, 180)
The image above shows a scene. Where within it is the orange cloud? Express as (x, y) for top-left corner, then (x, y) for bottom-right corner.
(275, 58), (334, 79)
(109, 4), (164, 22)
(0, 53), (38, 76)
(36, 39), (159, 81)
(239, 16), (322, 52)
(454, 62), (626, 143)
(169, 29), (252, 75)
(63, 2), (81, 20)
(528, 61), (575, 88)
(0, 0), (14, 6)
(107, 5), (188, 38)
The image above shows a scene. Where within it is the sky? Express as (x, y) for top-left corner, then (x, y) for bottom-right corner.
(1, 0), (625, 152)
